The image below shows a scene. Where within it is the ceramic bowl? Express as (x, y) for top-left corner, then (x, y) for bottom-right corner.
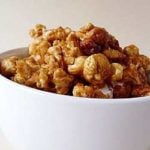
(0, 48), (150, 150)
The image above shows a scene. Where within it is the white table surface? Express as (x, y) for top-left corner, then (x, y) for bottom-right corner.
(0, 0), (150, 149)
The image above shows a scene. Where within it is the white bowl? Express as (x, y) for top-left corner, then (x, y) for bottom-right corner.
(0, 48), (150, 150)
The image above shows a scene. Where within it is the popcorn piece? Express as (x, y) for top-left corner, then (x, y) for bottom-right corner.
(123, 64), (143, 85)
(68, 56), (87, 75)
(83, 53), (113, 85)
(25, 56), (40, 71)
(13, 59), (32, 84)
(123, 44), (139, 56)
(29, 38), (50, 63)
(43, 55), (60, 76)
(132, 85), (150, 97)
(48, 45), (63, 62)
(62, 41), (82, 65)
(36, 68), (49, 90)
(25, 72), (39, 87)
(111, 63), (124, 81)
(53, 68), (74, 94)
(0, 56), (19, 77)
(29, 24), (46, 38)
(66, 32), (80, 47)
(43, 27), (67, 42)
(128, 55), (150, 70)
(79, 23), (95, 33)
(73, 83), (94, 97)
(103, 49), (126, 62)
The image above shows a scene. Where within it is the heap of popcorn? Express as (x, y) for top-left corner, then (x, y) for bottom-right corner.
(1, 23), (150, 98)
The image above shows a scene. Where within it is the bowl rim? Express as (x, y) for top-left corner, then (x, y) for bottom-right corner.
(0, 47), (150, 104)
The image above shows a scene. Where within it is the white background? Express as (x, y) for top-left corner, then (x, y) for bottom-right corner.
(0, 0), (150, 149)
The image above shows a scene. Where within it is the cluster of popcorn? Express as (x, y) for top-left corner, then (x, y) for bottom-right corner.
(1, 23), (150, 98)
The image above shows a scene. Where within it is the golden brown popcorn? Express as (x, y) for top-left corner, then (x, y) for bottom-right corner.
(47, 46), (67, 71)
(73, 83), (94, 97)
(29, 38), (50, 63)
(123, 44), (139, 56)
(43, 55), (60, 76)
(128, 55), (150, 70)
(76, 32), (86, 40)
(1, 23), (150, 99)
(25, 56), (40, 71)
(0, 56), (19, 77)
(68, 56), (87, 75)
(36, 68), (49, 90)
(64, 27), (72, 35)
(132, 85), (150, 97)
(83, 53), (113, 85)
(29, 38), (50, 54)
(66, 32), (80, 47)
(13, 59), (32, 84)
(79, 23), (95, 33)
(62, 42), (82, 65)
(43, 27), (67, 42)
(103, 49), (126, 62)
(29, 24), (46, 38)
(138, 66), (149, 84)
(111, 63), (124, 81)
(51, 39), (81, 65)
(48, 45), (63, 62)
(123, 64), (144, 85)
(75, 23), (94, 40)
(25, 72), (39, 87)
(53, 68), (74, 94)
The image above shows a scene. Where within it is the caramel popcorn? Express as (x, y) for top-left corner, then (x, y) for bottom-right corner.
(123, 64), (145, 85)
(103, 49), (126, 62)
(73, 83), (94, 97)
(36, 68), (49, 90)
(13, 59), (32, 84)
(68, 56), (87, 75)
(1, 56), (19, 76)
(83, 53), (113, 85)
(53, 68), (74, 94)
(29, 24), (46, 38)
(1, 23), (150, 99)
(43, 27), (68, 42)
(123, 44), (139, 56)
(111, 63), (124, 81)
(132, 85), (150, 97)
(128, 55), (150, 70)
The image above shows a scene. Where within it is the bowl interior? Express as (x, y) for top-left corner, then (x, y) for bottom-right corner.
(0, 47), (28, 61)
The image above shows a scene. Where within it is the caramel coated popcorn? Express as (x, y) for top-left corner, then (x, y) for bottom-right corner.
(1, 23), (150, 99)
(83, 53), (113, 85)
